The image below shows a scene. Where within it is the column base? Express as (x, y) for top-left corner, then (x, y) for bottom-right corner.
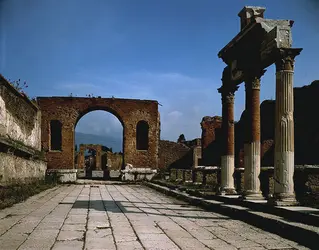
(268, 193), (298, 206)
(218, 187), (237, 196)
(240, 191), (264, 200)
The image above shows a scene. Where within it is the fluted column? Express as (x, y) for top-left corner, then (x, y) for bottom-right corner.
(272, 48), (302, 206)
(218, 86), (238, 194)
(243, 70), (265, 199)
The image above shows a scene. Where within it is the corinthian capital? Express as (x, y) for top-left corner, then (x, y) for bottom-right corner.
(244, 69), (266, 91)
(225, 93), (235, 104)
(275, 48), (303, 72)
(218, 85), (238, 105)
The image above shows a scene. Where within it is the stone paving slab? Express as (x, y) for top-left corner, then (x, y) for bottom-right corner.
(0, 184), (312, 250)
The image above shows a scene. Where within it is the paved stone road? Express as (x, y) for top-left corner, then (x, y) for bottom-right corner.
(0, 185), (310, 250)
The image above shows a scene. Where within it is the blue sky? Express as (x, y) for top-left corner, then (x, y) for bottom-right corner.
(1, 0), (319, 144)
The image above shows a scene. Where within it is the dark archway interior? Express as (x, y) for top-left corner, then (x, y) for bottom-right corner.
(50, 120), (62, 151)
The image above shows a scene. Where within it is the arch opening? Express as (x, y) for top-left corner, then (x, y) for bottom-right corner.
(74, 110), (123, 180)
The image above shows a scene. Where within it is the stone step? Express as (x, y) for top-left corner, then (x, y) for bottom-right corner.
(145, 181), (319, 250)
(200, 191), (319, 228)
(152, 179), (319, 227)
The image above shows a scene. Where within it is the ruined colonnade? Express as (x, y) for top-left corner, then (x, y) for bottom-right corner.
(217, 6), (302, 205)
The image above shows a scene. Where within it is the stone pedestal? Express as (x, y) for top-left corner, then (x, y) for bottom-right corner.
(121, 164), (157, 181)
(77, 169), (86, 178)
(220, 155), (236, 194)
(92, 170), (104, 179)
(46, 169), (77, 183)
(271, 48), (302, 206)
(243, 73), (264, 200)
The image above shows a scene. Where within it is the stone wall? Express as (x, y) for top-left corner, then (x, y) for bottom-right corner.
(106, 151), (123, 171)
(0, 152), (47, 185)
(201, 116), (222, 166)
(158, 140), (192, 170)
(0, 75), (46, 185)
(0, 75), (41, 150)
(37, 97), (160, 170)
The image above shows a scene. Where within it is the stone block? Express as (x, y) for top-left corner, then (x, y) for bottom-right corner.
(0, 152), (47, 186)
(92, 170), (104, 178)
(177, 169), (184, 180)
(184, 170), (192, 182)
(170, 169), (177, 181)
(206, 172), (218, 187)
(121, 167), (157, 181)
(46, 169), (77, 183)
(110, 170), (121, 178)
(77, 169), (85, 178)
(195, 171), (203, 183)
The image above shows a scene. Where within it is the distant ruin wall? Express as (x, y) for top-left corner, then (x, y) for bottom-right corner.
(201, 116), (223, 166)
(0, 75), (46, 185)
(158, 140), (192, 170)
(106, 151), (123, 171)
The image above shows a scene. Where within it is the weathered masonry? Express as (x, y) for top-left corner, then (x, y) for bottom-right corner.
(0, 75), (46, 185)
(217, 6), (302, 205)
(37, 97), (160, 181)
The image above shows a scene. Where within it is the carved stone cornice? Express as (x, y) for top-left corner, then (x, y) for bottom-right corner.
(275, 48), (303, 72)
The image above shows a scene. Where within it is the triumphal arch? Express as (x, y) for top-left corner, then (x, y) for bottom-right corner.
(37, 97), (160, 181)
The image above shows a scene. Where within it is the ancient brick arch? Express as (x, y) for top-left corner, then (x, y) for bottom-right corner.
(37, 97), (160, 171)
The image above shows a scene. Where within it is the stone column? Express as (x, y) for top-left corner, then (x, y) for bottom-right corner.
(78, 147), (85, 169)
(96, 148), (102, 170)
(272, 48), (302, 205)
(243, 70), (265, 199)
(218, 86), (238, 194)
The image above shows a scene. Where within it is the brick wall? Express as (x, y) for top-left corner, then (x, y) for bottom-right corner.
(37, 97), (160, 170)
(200, 116), (223, 166)
(106, 151), (123, 171)
(158, 140), (192, 170)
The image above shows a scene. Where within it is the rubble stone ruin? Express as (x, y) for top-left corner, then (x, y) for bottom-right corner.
(37, 97), (160, 181)
(75, 143), (123, 179)
(217, 6), (302, 205)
